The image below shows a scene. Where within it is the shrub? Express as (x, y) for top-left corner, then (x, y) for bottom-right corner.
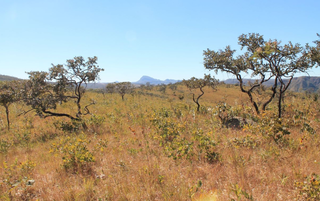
(244, 112), (291, 146)
(53, 120), (83, 133)
(295, 173), (320, 200)
(0, 139), (12, 153)
(1, 159), (36, 199)
(50, 135), (95, 173)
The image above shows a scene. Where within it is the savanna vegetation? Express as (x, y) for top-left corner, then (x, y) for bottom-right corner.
(1, 34), (320, 200)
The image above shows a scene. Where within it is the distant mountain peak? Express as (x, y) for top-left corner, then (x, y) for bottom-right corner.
(135, 76), (180, 85)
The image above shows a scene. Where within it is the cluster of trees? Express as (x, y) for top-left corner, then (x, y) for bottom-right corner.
(0, 56), (104, 130)
(204, 33), (320, 118)
(1, 33), (320, 130)
(105, 82), (134, 100)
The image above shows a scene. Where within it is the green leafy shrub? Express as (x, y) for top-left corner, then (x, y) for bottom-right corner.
(53, 120), (83, 133)
(50, 135), (95, 173)
(192, 129), (220, 163)
(13, 130), (31, 147)
(0, 139), (12, 153)
(87, 114), (105, 127)
(151, 108), (220, 163)
(230, 135), (261, 149)
(295, 173), (320, 200)
(230, 183), (254, 201)
(1, 159), (36, 196)
(244, 112), (291, 146)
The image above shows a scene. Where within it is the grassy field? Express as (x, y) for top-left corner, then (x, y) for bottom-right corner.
(0, 83), (320, 200)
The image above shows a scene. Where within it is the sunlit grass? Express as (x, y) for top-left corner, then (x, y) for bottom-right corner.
(0, 84), (319, 200)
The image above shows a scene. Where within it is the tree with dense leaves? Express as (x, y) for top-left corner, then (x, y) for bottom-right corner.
(114, 82), (134, 100)
(0, 80), (25, 130)
(204, 33), (317, 118)
(106, 83), (116, 94)
(183, 74), (218, 112)
(158, 84), (167, 94)
(308, 34), (320, 66)
(23, 56), (104, 121)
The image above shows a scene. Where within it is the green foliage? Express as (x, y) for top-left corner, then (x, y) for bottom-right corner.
(151, 108), (182, 142)
(291, 106), (316, 135)
(244, 112), (291, 146)
(151, 108), (220, 163)
(12, 130), (31, 147)
(192, 129), (220, 163)
(204, 33), (317, 117)
(230, 135), (261, 149)
(114, 82), (134, 100)
(151, 109), (192, 160)
(105, 83), (116, 94)
(50, 135), (95, 173)
(0, 139), (12, 153)
(213, 102), (247, 128)
(189, 180), (202, 199)
(0, 80), (25, 130)
(183, 74), (218, 112)
(86, 114), (106, 134)
(308, 33), (320, 66)
(295, 173), (320, 200)
(87, 114), (105, 127)
(214, 102), (234, 125)
(158, 84), (167, 94)
(53, 120), (83, 133)
(94, 138), (108, 152)
(1, 159), (36, 189)
(230, 183), (254, 201)
(23, 56), (103, 120)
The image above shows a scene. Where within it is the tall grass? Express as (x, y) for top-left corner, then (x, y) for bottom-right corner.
(0, 84), (319, 200)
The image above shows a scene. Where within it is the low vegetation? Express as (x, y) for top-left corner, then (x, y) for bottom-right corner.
(0, 81), (319, 200)
(1, 33), (320, 200)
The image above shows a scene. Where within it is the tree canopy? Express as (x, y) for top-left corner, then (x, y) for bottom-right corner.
(114, 82), (134, 100)
(23, 56), (104, 120)
(203, 33), (318, 117)
(0, 80), (25, 130)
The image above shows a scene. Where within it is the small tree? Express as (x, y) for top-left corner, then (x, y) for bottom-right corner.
(204, 33), (316, 118)
(0, 80), (24, 130)
(115, 82), (134, 100)
(168, 83), (178, 91)
(139, 84), (146, 92)
(158, 84), (167, 94)
(106, 83), (116, 94)
(183, 74), (218, 112)
(23, 56), (104, 121)
(145, 82), (153, 91)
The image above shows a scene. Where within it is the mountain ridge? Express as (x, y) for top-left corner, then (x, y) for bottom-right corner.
(134, 75), (181, 85)
(1, 73), (320, 92)
(223, 76), (320, 92)
(0, 74), (21, 81)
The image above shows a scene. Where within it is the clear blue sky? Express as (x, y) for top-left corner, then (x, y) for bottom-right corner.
(1, 0), (319, 82)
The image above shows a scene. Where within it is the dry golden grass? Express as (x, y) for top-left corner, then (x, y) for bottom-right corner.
(0, 84), (319, 200)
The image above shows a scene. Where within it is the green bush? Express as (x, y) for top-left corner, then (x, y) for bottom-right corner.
(50, 135), (95, 173)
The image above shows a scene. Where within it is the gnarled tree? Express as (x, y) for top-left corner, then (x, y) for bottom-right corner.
(204, 33), (316, 118)
(23, 56), (104, 121)
(183, 74), (218, 112)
